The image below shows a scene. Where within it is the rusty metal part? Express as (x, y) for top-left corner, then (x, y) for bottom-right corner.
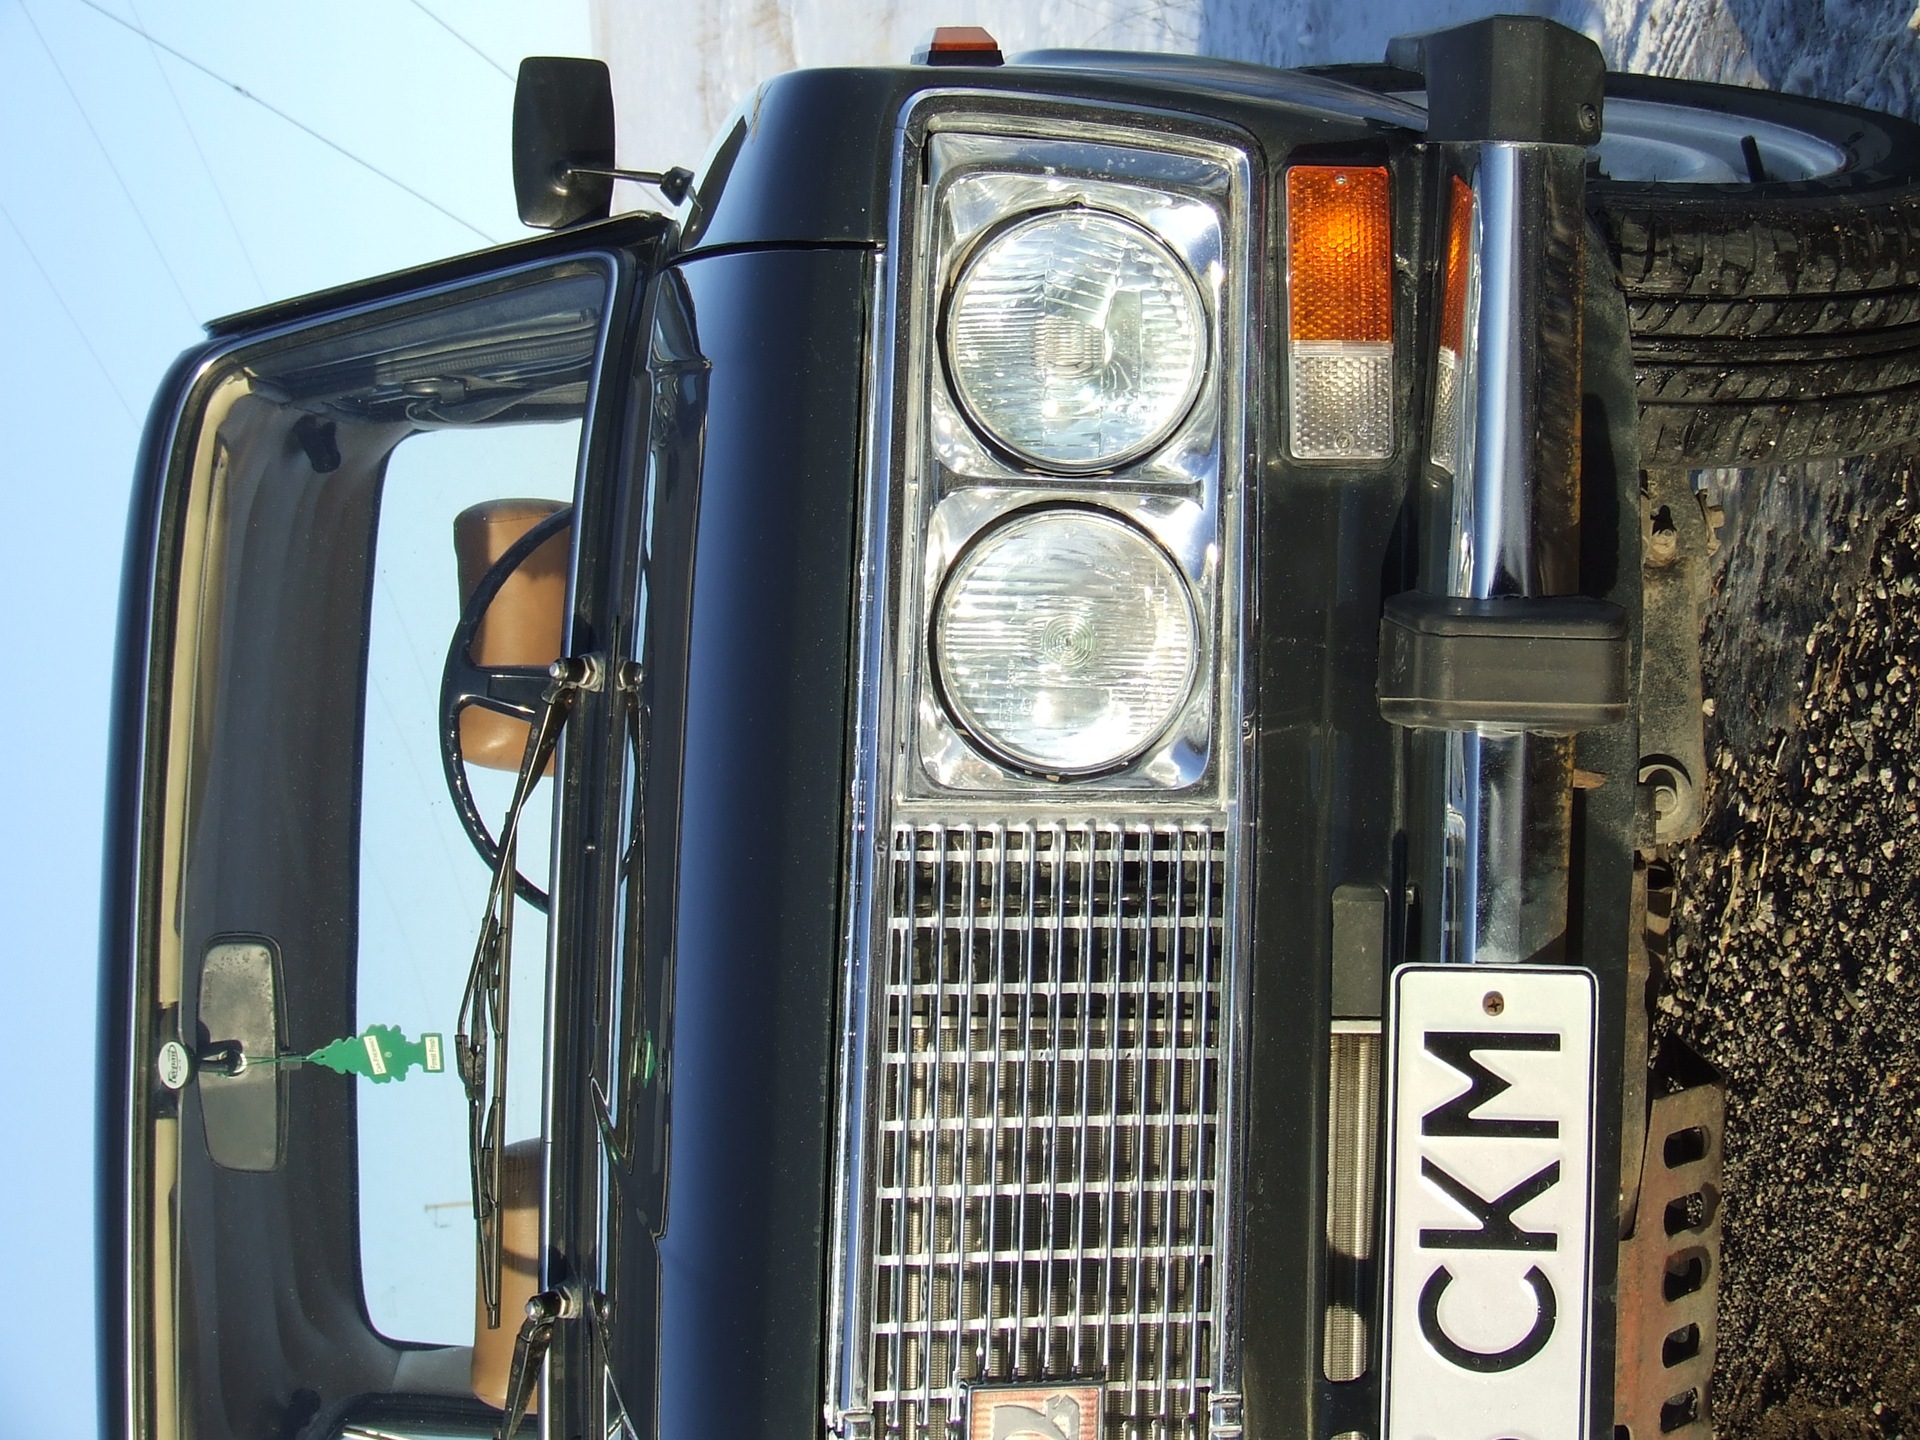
(1616, 859), (1663, 1233)
(1615, 1050), (1724, 1440)
(1638, 759), (1697, 844)
(1637, 469), (1710, 845)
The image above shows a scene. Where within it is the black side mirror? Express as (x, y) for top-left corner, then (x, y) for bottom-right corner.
(513, 57), (616, 230)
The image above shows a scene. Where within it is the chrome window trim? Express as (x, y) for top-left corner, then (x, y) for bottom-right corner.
(825, 90), (1261, 1439)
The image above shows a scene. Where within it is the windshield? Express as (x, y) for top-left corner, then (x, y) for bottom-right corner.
(137, 261), (610, 1440)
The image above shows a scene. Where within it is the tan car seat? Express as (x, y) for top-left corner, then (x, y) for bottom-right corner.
(453, 499), (570, 773)
(470, 1137), (544, 1411)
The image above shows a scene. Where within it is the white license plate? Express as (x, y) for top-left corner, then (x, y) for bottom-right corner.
(1381, 965), (1597, 1440)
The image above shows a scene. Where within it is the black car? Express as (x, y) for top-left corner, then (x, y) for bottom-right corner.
(99, 17), (1920, 1440)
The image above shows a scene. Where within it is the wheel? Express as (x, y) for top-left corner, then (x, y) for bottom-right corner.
(1589, 73), (1920, 466)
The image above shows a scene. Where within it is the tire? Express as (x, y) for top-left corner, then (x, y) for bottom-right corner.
(1589, 74), (1920, 466)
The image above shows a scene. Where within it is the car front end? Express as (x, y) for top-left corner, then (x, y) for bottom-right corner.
(103, 21), (1742, 1440)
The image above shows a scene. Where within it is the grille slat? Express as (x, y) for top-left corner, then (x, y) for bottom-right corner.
(867, 822), (1225, 1438)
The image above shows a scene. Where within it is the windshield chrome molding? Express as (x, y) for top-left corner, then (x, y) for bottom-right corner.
(826, 88), (1259, 1440)
(824, 236), (905, 1437)
(113, 249), (630, 1440)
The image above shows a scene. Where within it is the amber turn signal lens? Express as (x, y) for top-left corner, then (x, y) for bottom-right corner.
(913, 25), (1004, 65)
(1287, 165), (1394, 460)
(1439, 175), (1475, 357)
(1431, 175), (1477, 475)
(1287, 166), (1392, 343)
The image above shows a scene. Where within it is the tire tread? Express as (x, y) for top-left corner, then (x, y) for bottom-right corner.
(1600, 193), (1920, 301)
(1596, 190), (1920, 464)
(1639, 384), (1920, 465)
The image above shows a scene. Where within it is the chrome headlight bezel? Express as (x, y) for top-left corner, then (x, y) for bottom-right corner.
(826, 98), (1258, 1440)
(924, 146), (1230, 495)
(898, 126), (1244, 799)
(920, 491), (1214, 787)
(939, 205), (1211, 475)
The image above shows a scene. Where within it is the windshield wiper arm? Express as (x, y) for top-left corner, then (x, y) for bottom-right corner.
(495, 1284), (578, 1440)
(456, 655), (598, 1328)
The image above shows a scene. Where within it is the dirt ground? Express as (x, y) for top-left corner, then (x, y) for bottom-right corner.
(1655, 450), (1920, 1438)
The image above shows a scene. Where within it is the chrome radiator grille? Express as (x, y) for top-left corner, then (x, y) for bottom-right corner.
(866, 821), (1226, 1439)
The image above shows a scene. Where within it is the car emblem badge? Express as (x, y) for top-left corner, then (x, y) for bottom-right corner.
(965, 1384), (1102, 1440)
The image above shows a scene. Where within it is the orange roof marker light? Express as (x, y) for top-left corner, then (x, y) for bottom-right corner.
(913, 26), (1004, 66)
(1286, 165), (1394, 461)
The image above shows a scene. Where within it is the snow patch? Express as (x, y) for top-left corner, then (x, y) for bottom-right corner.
(593, 0), (1920, 197)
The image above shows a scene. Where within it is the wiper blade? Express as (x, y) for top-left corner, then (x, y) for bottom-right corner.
(592, 669), (648, 1177)
(456, 656), (595, 1328)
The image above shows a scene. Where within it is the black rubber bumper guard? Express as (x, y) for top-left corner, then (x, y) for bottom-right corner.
(1377, 592), (1630, 734)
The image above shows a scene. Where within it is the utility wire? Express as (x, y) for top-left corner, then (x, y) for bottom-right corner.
(68, 0), (502, 244)
(125, 0), (269, 302)
(18, 0), (200, 323)
(404, 0), (512, 81)
(0, 199), (138, 421)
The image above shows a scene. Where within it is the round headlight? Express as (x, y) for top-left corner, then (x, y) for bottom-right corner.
(944, 209), (1207, 472)
(933, 508), (1199, 776)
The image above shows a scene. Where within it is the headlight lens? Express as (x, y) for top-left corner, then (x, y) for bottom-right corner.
(933, 507), (1198, 775)
(944, 209), (1207, 471)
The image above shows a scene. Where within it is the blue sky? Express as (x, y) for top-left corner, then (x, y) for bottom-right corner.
(0, 1), (588, 1426)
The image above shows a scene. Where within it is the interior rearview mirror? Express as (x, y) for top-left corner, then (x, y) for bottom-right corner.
(196, 938), (285, 1172)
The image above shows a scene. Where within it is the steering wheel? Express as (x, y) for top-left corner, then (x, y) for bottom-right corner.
(438, 504), (573, 911)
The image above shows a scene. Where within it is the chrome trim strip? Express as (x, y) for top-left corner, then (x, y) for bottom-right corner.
(1452, 145), (1582, 602)
(825, 239), (903, 1436)
(1322, 1025), (1382, 1383)
(1429, 143), (1586, 967)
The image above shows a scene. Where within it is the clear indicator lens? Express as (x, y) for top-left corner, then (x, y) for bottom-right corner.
(945, 209), (1206, 471)
(934, 508), (1198, 775)
(1289, 341), (1394, 459)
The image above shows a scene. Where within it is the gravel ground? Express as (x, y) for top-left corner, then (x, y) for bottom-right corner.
(1657, 453), (1920, 1437)
(1613, 4), (1920, 1432)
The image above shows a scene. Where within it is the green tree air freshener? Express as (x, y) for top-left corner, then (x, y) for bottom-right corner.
(302, 1025), (446, 1083)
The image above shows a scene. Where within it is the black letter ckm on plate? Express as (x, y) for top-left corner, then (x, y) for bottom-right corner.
(1380, 965), (1597, 1440)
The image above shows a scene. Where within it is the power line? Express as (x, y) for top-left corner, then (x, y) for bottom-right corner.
(67, 0), (502, 245)
(125, 0), (269, 302)
(0, 199), (138, 421)
(404, 0), (513, 81)
(18, 0), (200, 323)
